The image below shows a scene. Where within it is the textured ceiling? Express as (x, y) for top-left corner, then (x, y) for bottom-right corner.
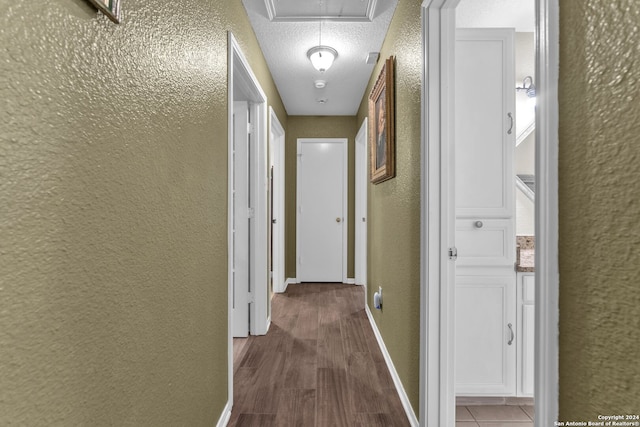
(242, 0), (398, 116)
(264, 0), (377, 21)
(243, 0), (534, 116)
(457, 0), (535, 32)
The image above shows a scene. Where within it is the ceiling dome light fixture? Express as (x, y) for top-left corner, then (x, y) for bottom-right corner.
(307, 12), (337, 73)
(307, 46), (338, 73)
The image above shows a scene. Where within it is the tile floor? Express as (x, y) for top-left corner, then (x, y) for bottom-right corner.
(457, 405), (534, 427)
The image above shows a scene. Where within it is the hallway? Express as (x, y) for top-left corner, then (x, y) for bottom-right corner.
(230, 283), (410, 426)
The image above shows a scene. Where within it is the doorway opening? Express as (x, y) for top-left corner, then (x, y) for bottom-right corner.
(420, 1), (559, 425)
(227, 32), (271, 415)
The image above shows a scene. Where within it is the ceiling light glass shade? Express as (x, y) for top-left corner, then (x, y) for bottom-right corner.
(307, 46), (338, 72)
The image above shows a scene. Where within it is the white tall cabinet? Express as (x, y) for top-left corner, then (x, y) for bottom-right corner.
(454, 28), (517, 396)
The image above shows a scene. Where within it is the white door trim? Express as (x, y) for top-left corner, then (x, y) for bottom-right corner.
(533, 0), (560, 423)
(269, 107), (286, 293)
(227, 31), (270, 410)
(420, 2), (458, 425)
(296, 138), (349, 283)
(250, 98), (270, 337)
(355, 118), (368, 288)
(232, 100), (251, 339)
(420, 1), (559, 425)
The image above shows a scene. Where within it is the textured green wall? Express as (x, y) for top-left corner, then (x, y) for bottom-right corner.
(356, 0), (422, 415)
(558, 0), (640, 419)
(0, 0), (284, 425)
(284, 116), (358, 280)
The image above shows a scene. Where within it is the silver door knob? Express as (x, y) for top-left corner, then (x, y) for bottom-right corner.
(336, 217), (341, 223)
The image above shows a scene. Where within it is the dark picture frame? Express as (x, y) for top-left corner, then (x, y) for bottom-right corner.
(369, 56), (395, 184)
(87, 0), (121, 23)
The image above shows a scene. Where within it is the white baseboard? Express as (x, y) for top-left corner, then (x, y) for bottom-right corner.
(365, 305), (419, 427)
(283, 277), (297, 292)
(345, 278), (356, 284)
(216, 400), (231, 427)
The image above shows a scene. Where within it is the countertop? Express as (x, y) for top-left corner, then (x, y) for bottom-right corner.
(516, 236), (535, 273)
(517, 248), (535, 272)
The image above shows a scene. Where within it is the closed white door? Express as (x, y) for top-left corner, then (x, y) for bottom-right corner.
(269, 109), (285, 293)
(232, 101), (250, 337)
(297, 138), (347, 283)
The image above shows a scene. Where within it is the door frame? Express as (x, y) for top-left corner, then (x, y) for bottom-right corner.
(296, 138), (349, 283)
(269, 107), (286, 293)
(231, 100), (252, 339)
(420, 1), (559, 425)
(227, 31), (270, 410)
(355, 118), (368, 288)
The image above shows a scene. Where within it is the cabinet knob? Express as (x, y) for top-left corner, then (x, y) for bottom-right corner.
(336, 217), (341, 223)
(474, 220), (484, 229)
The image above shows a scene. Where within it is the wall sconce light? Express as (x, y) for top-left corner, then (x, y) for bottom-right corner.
(516, 76), (536, 98)
(307, 46), (338, 73)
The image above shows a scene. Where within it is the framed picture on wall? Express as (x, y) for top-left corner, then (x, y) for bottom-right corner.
(369, 56), (395, 184)
(87, 0), (121, 23)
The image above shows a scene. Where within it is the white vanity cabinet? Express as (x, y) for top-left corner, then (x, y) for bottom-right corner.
(517, 272), (535, 397)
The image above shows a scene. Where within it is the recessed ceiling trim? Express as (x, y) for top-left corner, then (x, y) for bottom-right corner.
(366, 0), (378, 21)
(265, 0), (277, 21)
(264, 0), (377, 22)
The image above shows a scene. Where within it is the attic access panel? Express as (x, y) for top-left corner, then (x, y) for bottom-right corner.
(264, 0), (377, 21)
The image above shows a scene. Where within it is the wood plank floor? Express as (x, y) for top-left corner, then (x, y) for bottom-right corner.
(230, 283), (410, 427)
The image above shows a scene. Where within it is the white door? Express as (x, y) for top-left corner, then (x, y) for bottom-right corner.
(455, 28), (516, 396)
(355, 119), (368, 287)
(297, 138), (347, 283)
(269, 108), (285, 293)
(232, 101), (250, 338)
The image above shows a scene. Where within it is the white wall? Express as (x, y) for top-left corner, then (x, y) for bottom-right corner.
(515, 32), (535, 236)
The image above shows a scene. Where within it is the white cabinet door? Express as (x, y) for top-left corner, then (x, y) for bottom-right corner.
(518, 273), (535, 397)
(455, 28), (515, 220)
(456, 219), (515, 268)
(521, 304), (535, 396)
(456, 275), (516, 396)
